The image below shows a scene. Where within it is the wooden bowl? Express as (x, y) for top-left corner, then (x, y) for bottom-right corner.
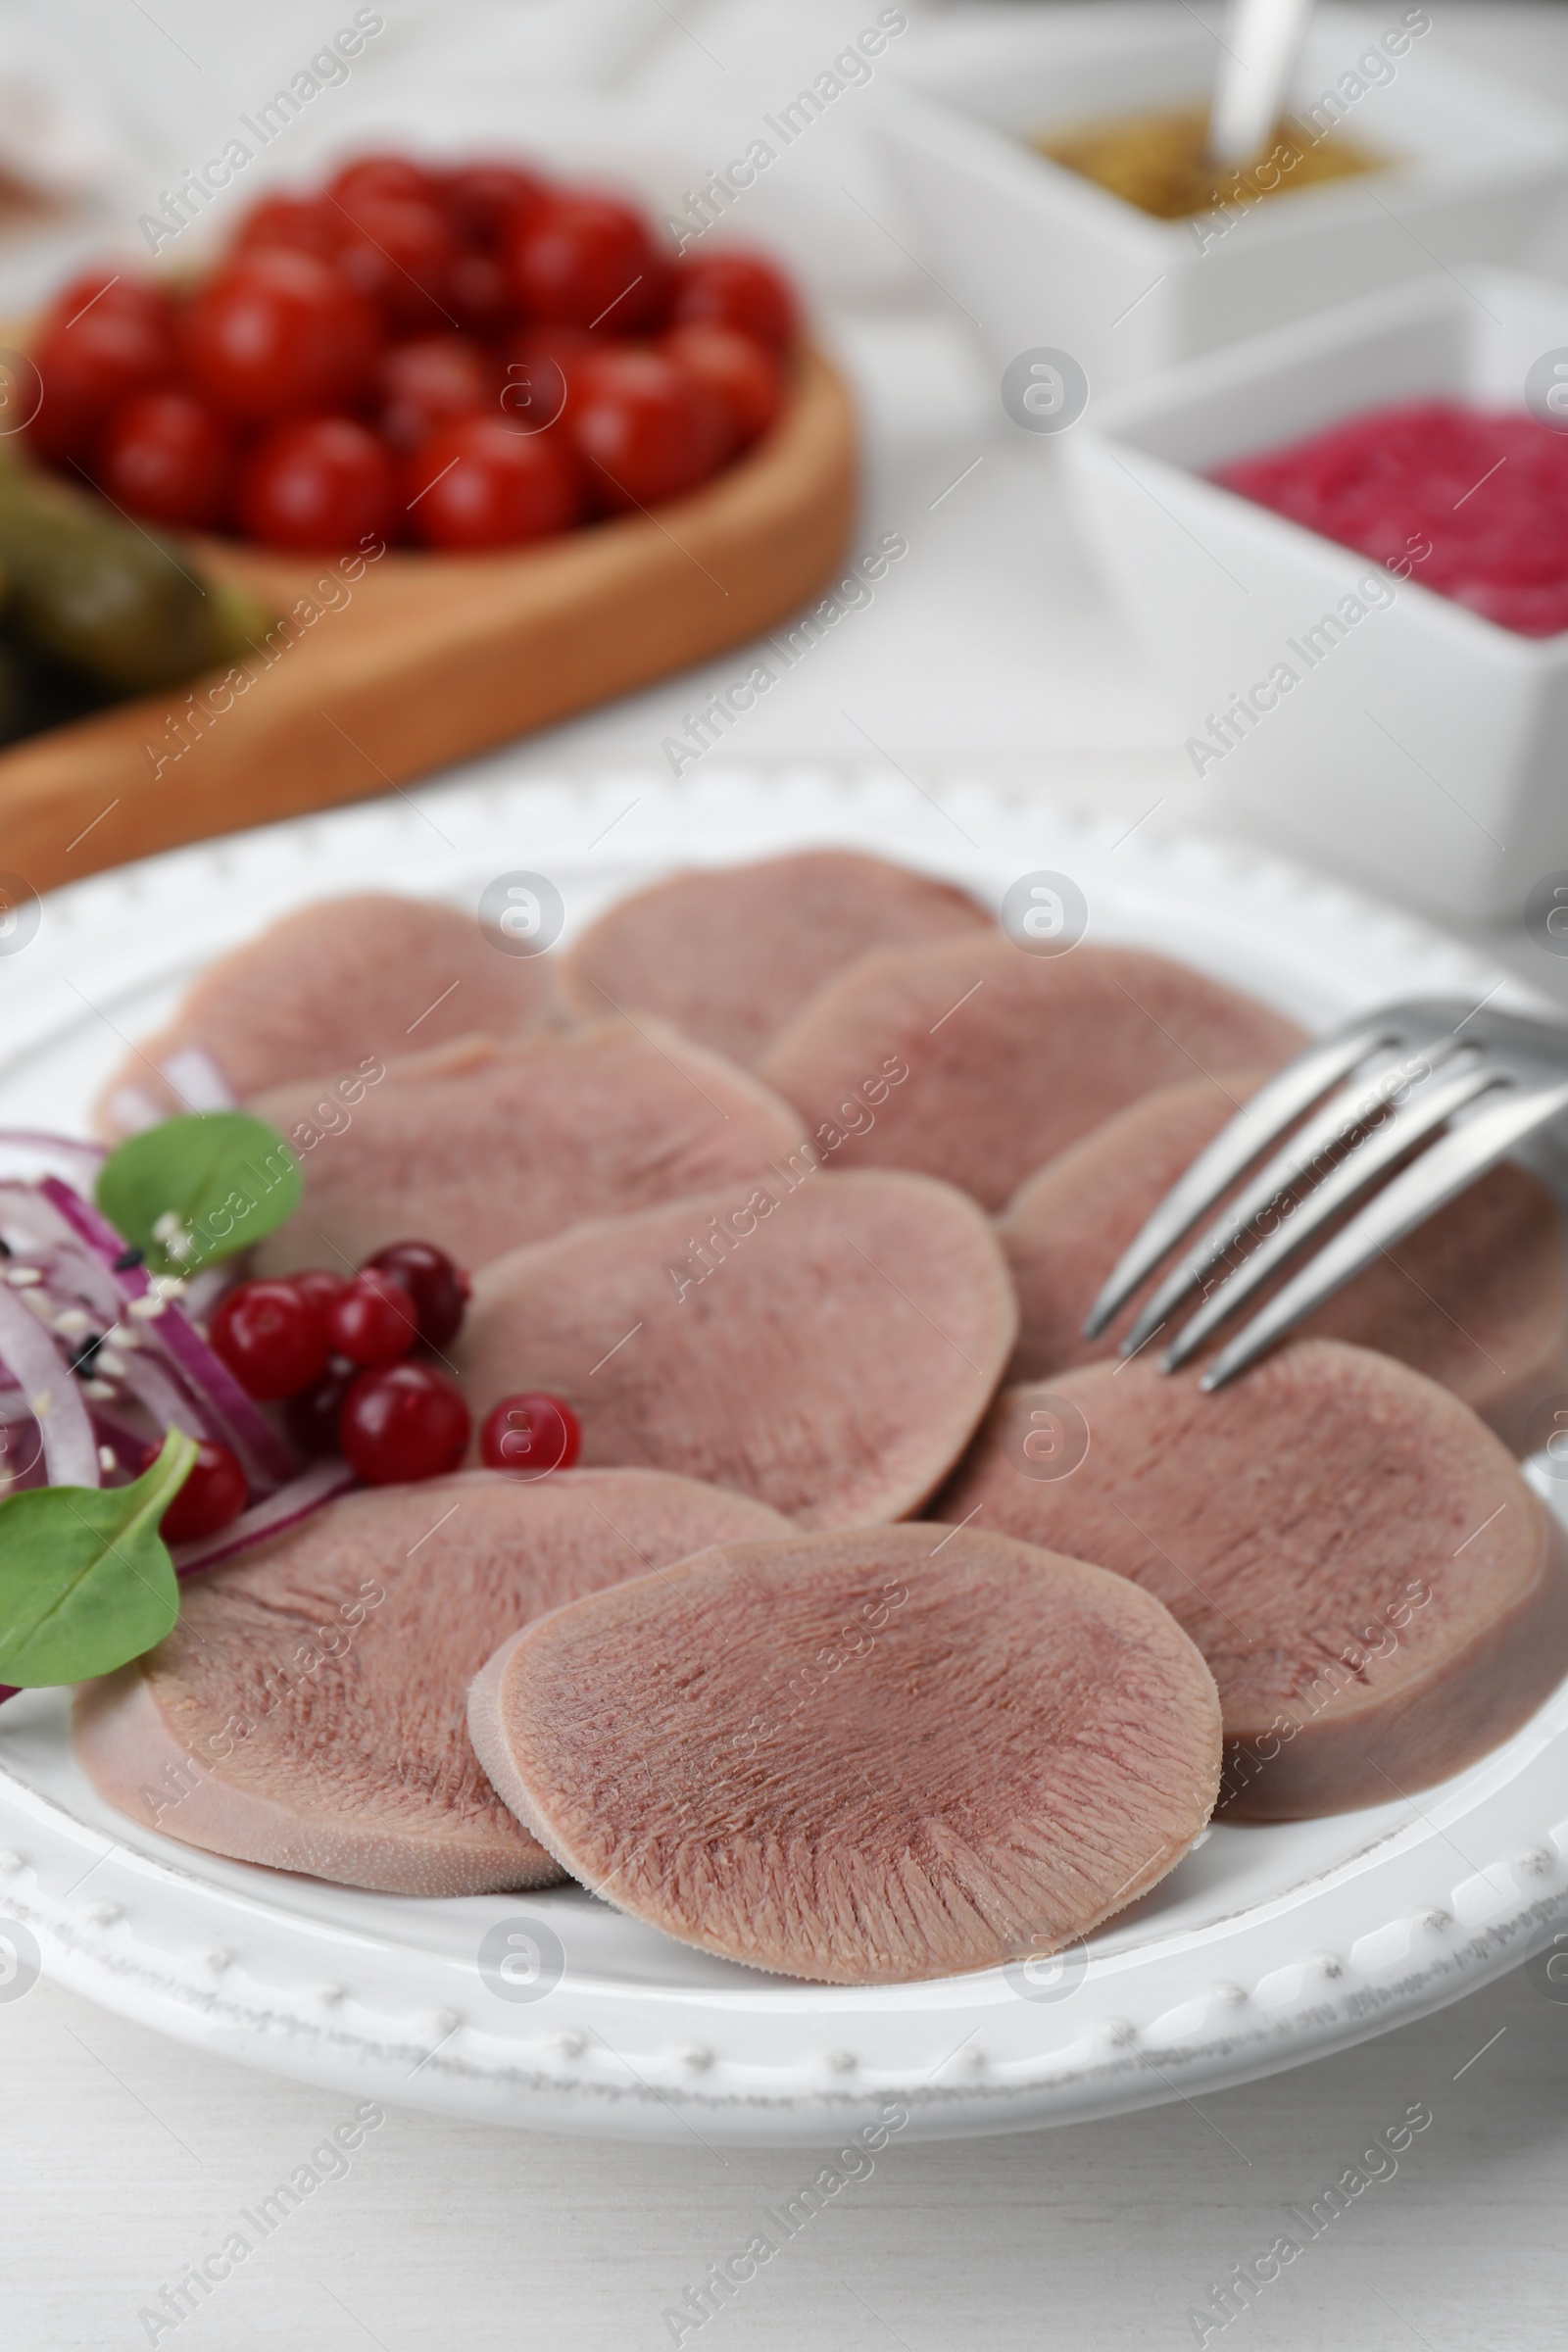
(0, 350), (856, 894)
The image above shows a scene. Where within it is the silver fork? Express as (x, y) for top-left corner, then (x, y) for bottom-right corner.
(1081, 997), (1568, 1393)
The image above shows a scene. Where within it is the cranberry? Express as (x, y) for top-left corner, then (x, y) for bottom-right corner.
(285, 1363), (355, 1459)
(363, 1241), (468, 1348)
(479, 1392), (581, 1478)
(208, 1278), (331, 1400)
(338, 1360), (470, 1485)
(326, 1269), (419, 1366)
(289, 1267), (347, 1315)
(144, 1436), (247, 1544)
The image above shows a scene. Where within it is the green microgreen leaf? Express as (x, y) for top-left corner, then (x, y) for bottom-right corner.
(0, 1429), (195, 1686)
(96, 1110), (302, 1276)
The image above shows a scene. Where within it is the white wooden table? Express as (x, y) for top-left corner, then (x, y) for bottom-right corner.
(3, 5), (1568, 2346)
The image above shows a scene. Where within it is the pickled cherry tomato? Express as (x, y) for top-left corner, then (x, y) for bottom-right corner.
(570, 348), (728, 508)
(96, 389), (233, 529)
(180, 249), (382, 422)
(237, 416), (396, 553)
(509, 192), (669, 333)
(669, 250), (797, 351)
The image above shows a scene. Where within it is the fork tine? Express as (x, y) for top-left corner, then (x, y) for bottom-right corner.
(1199, 1074), (1568, 1391)
(1159, 1064), (1500, 1370)
(1116, 1032), (1464, 1357)
(1081, 1020), (1395, 1340)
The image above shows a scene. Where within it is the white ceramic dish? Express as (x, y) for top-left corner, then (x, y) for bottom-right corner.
(1064, 267), (1568, 925)
(877, 1), (1568, 398)
(1, 763), (1565, 2145)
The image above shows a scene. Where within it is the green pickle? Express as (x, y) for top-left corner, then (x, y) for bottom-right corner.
(0, 462), (271, 698)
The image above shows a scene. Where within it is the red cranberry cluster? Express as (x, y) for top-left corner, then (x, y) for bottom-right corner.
(210, 1240), (470, 1486)
(204, 1238), (582, 1496)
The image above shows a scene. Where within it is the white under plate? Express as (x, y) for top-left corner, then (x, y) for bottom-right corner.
(2, 763), (1565, 2144)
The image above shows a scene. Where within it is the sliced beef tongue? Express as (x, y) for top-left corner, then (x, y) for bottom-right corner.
(934, 1341), (1568, 1819)
(757, 937), (1306, 1213)
(455, 1168), (1018, 1529)
(468, 1523), (1222, 1984)
(250, 1017), (804, 1277)
(94, 893), (561, 1141)
(561, 849), (994, 1068)
(72, 1470), (791, 1896)
(998, 1071), (1568, 1447)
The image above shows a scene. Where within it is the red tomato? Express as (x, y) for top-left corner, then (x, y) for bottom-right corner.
(496, 327), (591, 435)
(669, 250), (798, 351)
(448, 249), (514, 337)
(661, 321), (783, 449)
(508, 192), (670, 333)
(403, 415), (582, 550)
(570, 348), (729, 509)
(233, 192), (340, 262)
(28, 273), (176, 462)
(377, 334), (493, 453)
(95, 389), (234, 529)
(179, 249), (382, 422)
(443, 160), (552, 247)
(327, 153), (439, 209)
(329, 193), (458, 334)
(40, 267), (171, 335)
(237, 417), (396, 552)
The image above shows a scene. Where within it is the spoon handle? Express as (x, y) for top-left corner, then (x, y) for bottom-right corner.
(1209, 0), (1313, 166)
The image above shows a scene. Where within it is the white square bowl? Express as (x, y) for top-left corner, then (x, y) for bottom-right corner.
(876, 2), (1568, 398)
(1062, 267), (1568, 920)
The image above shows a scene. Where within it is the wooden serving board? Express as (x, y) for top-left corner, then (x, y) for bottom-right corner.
(0, 350), (856, 894)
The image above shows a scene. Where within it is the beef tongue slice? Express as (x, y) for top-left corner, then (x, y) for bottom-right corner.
(935, 1341), (1568, 1817)
(468, 1523), (1222, 1984)
(561, 849), (993, 1067)
(998, 1070), (1568, 1447)
(73, 1469), (790, 1896)
(456, 1167), (1018, 1529)
(95, 893), (560, 1140)
(251, 1016), (805, 1276)
(758, 937), (1306, 1212)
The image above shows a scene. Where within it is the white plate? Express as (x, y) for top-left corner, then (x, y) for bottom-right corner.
(1, 763), (1565, 2146)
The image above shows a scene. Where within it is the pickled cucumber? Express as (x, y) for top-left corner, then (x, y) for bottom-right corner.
(0, 464), (271, 695)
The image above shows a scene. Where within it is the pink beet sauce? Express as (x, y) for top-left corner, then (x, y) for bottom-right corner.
(1214, 400), (1568, 638)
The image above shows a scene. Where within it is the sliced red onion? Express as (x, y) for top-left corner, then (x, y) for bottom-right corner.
(36, 1175), (294, 1494)
(0, 1280), (98, 1488)
(0, 1182), (105, 1271)
(36, 1175), (139, 1268)
(0, 1132), (106, 1187)
(112, 1348), (203, 1441)
(148, 1307), (295, 1493)
(172, 1458), (356, 1578)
